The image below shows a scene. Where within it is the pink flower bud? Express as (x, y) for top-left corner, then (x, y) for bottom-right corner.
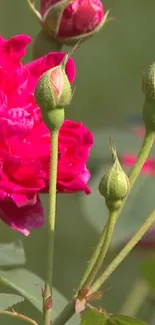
(35, 56), (73, 130)
(40, 0), (108, 45)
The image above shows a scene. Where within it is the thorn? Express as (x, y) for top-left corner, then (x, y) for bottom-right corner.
(44, 296), (52, 310)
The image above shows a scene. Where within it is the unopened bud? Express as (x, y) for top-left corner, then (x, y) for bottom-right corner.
(142, 63), (155, 101)
(99, 140), (130, 211)
(34, 55), (72, 130)
(27, 0), (109, 47)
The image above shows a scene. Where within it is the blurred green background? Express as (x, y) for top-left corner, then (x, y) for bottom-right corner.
(0, 0), (155, 324)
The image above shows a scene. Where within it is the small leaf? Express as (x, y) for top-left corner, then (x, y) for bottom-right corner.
(80, 307), (109, 325)
(141, 256), (155, 289)
(80, 308), (148, 325)
(0, 293), (24, 311)
(111, 315), (148, 325)
(0, 240), (26, 266)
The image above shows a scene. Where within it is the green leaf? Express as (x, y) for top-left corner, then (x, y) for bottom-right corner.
(80, 308), (148, 325)
(0, 268), (67, 317)
(141, 256), (155, 289)
(0, 240), (26, 266)
(0, 293), (24, 311)
(111, 315), (148, 325)
(80, 307), (109, 325)
(82, 129), (155, 248)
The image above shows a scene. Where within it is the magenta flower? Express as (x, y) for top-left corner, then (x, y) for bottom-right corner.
(40, 0), (105, 44)
(121, 126), (155, 176)
(121, 125), (155, 248)
(121, 154), (155, 175)
(132, 127), (145, 138)
(0, 34), (93, 235)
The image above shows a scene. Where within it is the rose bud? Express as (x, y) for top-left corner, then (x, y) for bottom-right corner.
(34, 54), (73, 130)
(99, 140), (130, 211)
(27, 0), (109, 46)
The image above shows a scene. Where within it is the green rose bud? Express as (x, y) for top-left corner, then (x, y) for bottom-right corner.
(34, 54), (73, 130)
(99, 141), (130, 211)
(142, 62), (155, 100)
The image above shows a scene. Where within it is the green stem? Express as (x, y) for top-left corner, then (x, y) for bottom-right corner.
(129, 130), (155, 186)
(78, 130), (155, 290)
(53, 301), (75, 325)
(80, 210), (118, 289)
(53, 130), (155, 325)
(78, 227), (106, 289)
(0, 310), (38, 325)
(119, 279), (150, 316)
(89, 209), (155, 295)
(43, 130), (59, 325)
(32, 30), (63, 60)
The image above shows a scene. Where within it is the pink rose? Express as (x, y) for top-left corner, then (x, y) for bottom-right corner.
(0, 34), (93, 235)
(57, 120), (93, 193)
(40, 0), (105, 44)
(121, 126), (155, 176)
(121, 154), (155, 176)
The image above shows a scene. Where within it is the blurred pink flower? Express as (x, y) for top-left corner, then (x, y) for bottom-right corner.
(132, 127), (145, 138)
(136, 228), (155, 248)
(121, 154), (155, 175)
(121, 125), (155, 175)
(0, 34), (93, 235)
(40, 0), (104, 40)
(122, 125), (155, 249)
(126, 228), (155, 250)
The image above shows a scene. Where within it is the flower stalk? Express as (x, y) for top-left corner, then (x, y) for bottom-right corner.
(88, 209), (155, 295)
(43, 130), (59, 325)
(53, 129), (155, 325)
(80, 130), (155, 293)
(129, 130), (155, 186)
(79, 210), (118, 289)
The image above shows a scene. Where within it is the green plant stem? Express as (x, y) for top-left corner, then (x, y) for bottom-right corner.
(80, 210), (118, 289)
(119, 279), (150, 316)
(129, 130), (155, 186)
(53, 301), (75, 325)
(78, 130), (155, 290)
(89, 209), (155, 295)
(43, 130), (59, 325)
(53, 130), (155, 325)
(78, 226), (107, 289)
(0, 310), (38, 325)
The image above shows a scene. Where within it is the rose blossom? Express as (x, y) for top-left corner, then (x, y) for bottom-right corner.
(40, 0), (105, 43)
(0, 34), (93, 235)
